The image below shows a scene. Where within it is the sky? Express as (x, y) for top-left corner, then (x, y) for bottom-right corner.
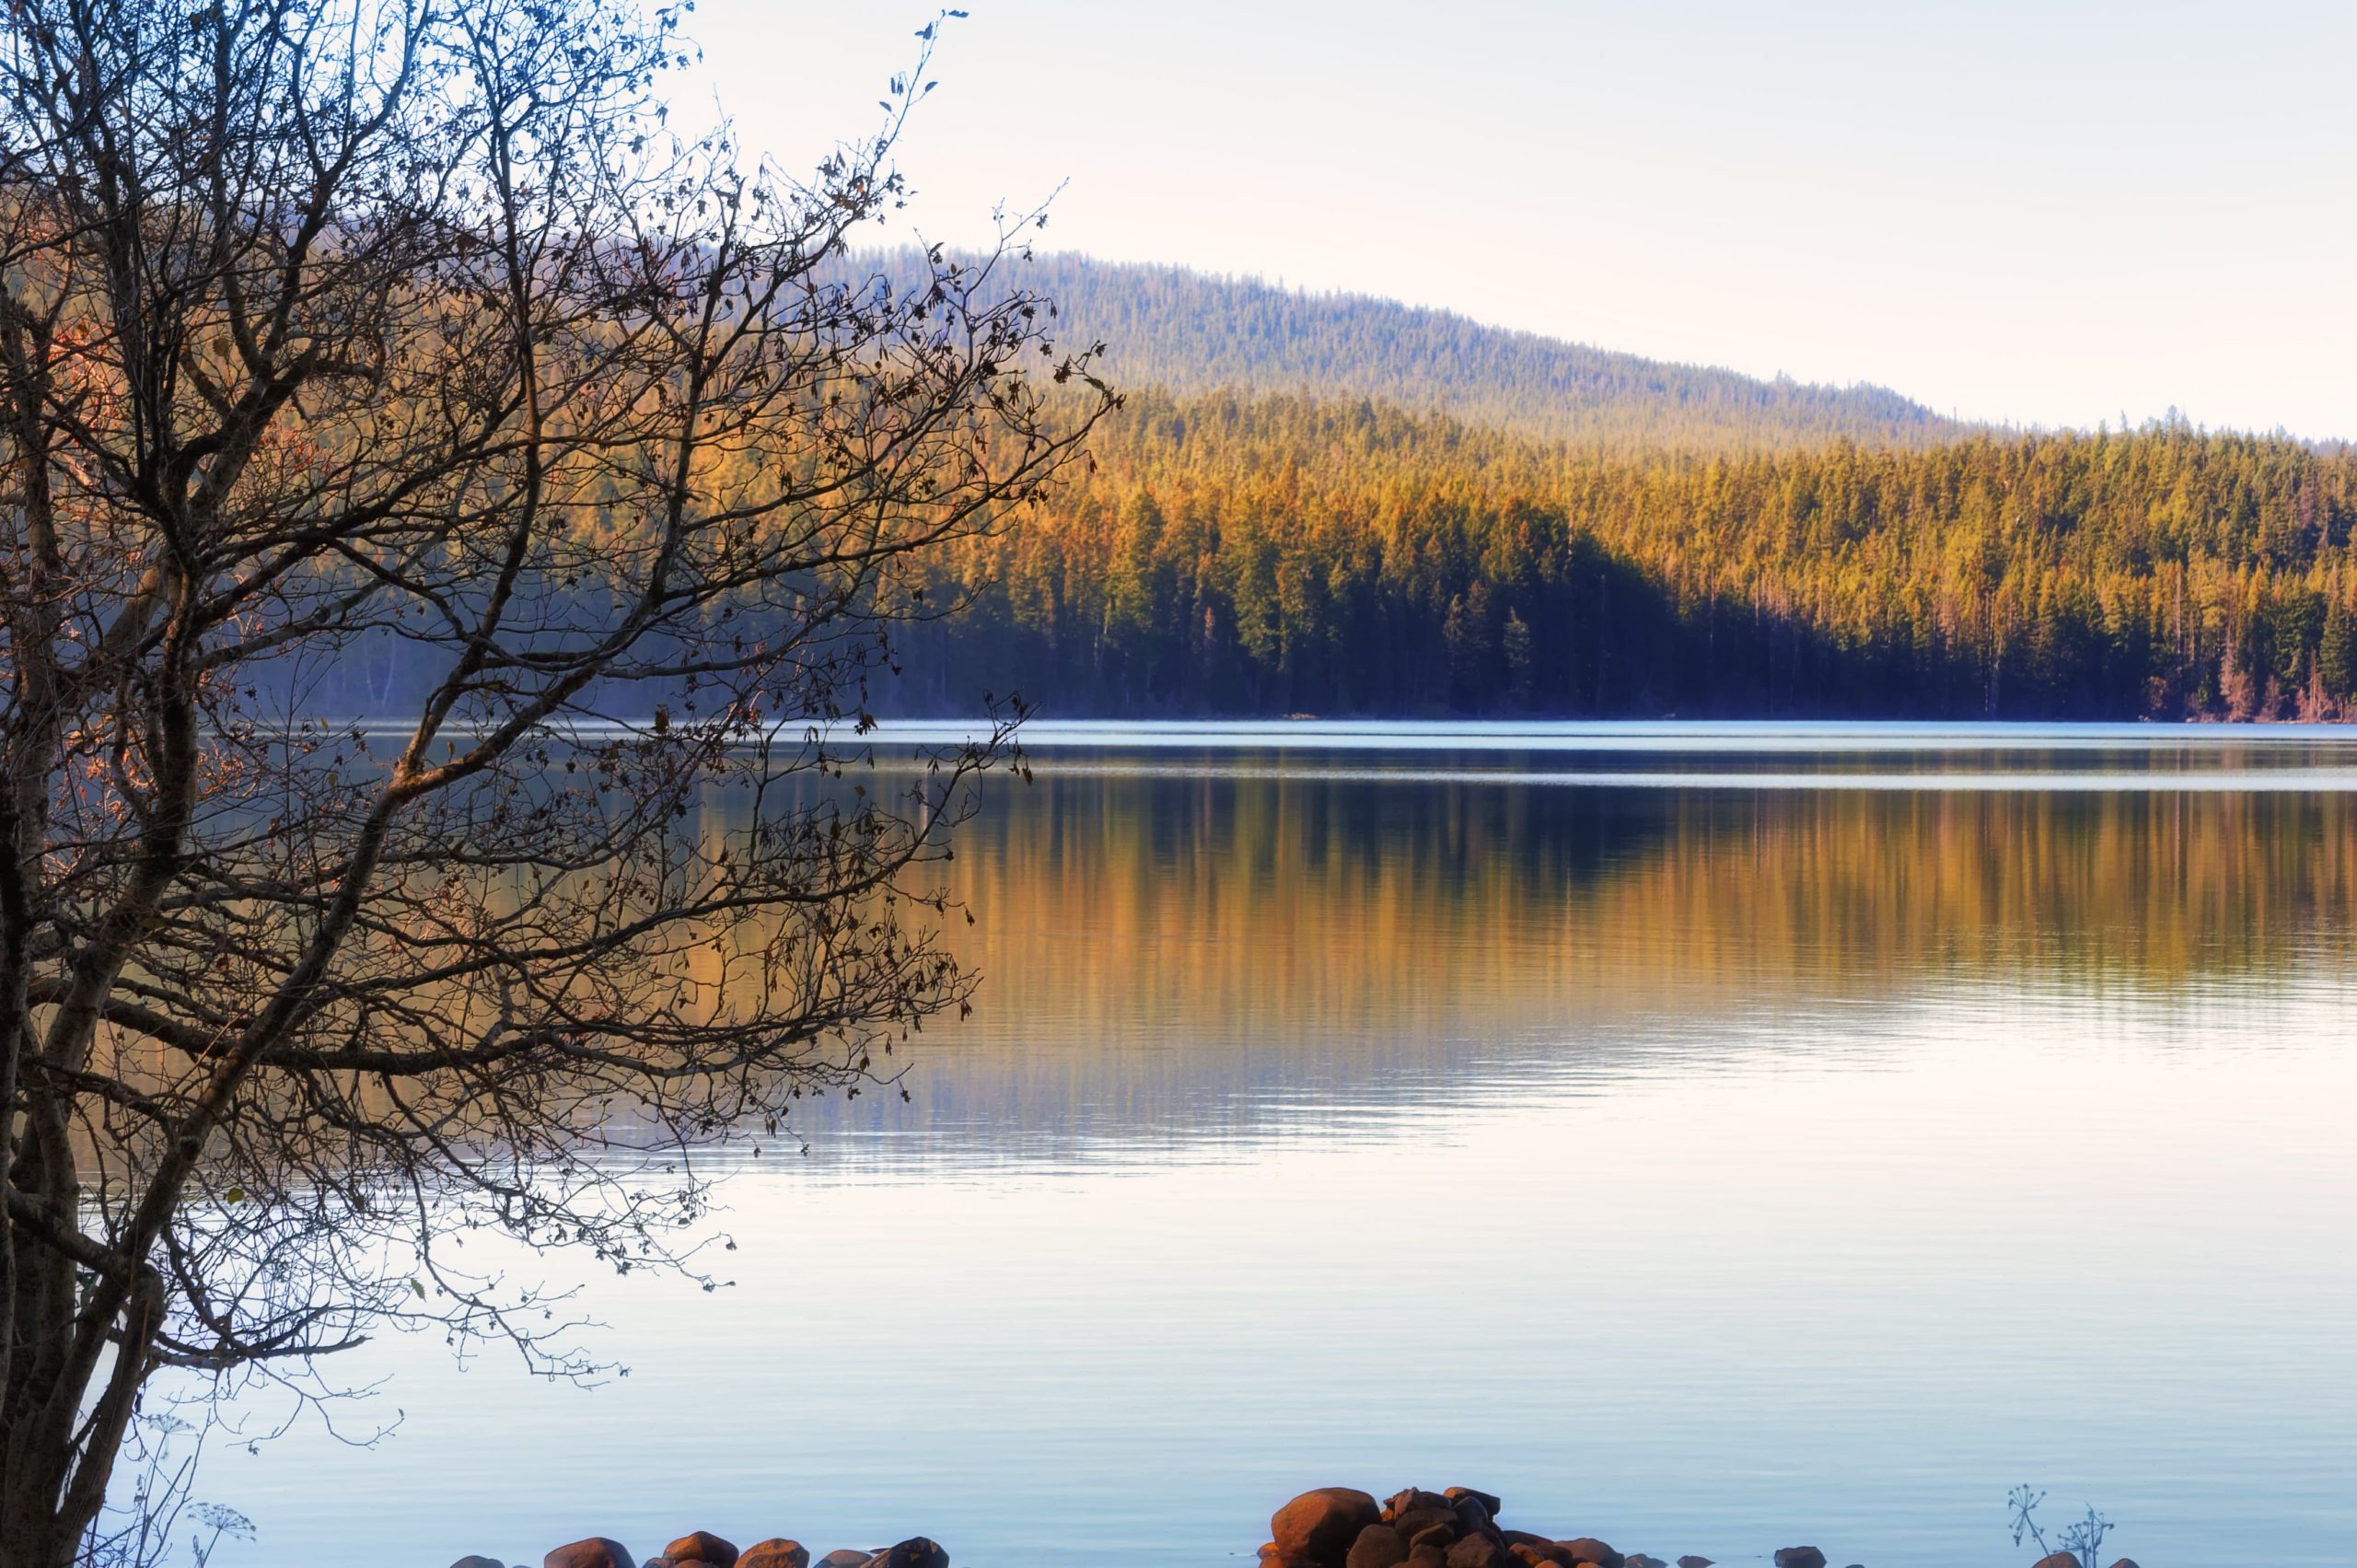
(676, 1), (2357, 438)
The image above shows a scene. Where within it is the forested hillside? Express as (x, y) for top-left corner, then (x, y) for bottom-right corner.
(888, 391), (2357, 721)
(294, 261), (2351, 723)
(906, 250), (1979, 455)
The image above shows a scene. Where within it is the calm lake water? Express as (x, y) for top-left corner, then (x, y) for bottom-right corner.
(212, 724), (2357, 1567)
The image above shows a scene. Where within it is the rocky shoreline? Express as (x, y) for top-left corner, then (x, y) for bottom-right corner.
(457, 1486), (2146, 1568)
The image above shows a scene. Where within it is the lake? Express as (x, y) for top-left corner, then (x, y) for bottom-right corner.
(211, 723), (2357, 1567)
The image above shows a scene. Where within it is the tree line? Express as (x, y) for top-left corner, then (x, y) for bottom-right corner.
(884, 389), (2357, 720)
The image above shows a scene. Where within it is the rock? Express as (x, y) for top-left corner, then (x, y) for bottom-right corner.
(874, 1540), (947, 1568)
(1386, 1492), (1456, 1524)
(1406, 1549), (1449, 1568)
(1260, 1549), (1322, 1568)
(1446, 1537), (1509, 1568)
(1411, 1525), (1460, 1553)
(2031, 1557), (2079, 1568)
(1625, 1557), (1667, 1568)
(737, 1546), (808, 1568)
(2106, 1561), (2142, 1568)
(664, 1536), (738, 1568)
(1772, 1551), (1827, 1568)
(1677, 1559), (1713, 1568)
(1393, 1509), (1457, 1546)
(1560, 1541), (1623, 1568)
(1274, 1489), (1384, 1568)
(815, 1553), (871, 1568)
(1445, 1489), (1504, 1518)
(547, 1541), (636, 1568)
(451, 1558), (507, 1568)
(1350, 1524), (1411, 1568)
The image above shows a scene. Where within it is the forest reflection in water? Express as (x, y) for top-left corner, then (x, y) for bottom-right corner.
(782, 748), (2357, 1166)
(211, 736), (2357, 1568)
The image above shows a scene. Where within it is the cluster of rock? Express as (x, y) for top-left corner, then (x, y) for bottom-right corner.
(448, 1496), (2148, 1568)
(1260, 1485), (1691, 1568)
(1259, 1487), (2144, 1568)
(450, 1531), (949, 1568)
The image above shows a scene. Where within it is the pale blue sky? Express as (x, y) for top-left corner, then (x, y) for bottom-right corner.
(680, 1), (2357, 436)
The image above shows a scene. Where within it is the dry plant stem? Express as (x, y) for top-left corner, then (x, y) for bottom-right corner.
(0, 2), (1115, 1562)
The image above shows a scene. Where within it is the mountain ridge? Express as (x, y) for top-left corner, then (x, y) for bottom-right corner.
(892, 249), (1987, 455)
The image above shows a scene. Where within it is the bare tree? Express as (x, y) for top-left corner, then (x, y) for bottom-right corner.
(0, 1), (1112, 1561)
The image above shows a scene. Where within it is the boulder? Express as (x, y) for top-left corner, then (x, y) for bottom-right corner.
(1406, 1550), (1449, 1568)
(451, 1558), (507, 1568)
(1559, 1541), (1622, 1568)
(548, 1541), (636, 1568)
(1445, 1489), (1504, 1518)
(1274, 1489), (1384, 1568)
(1677, 1559), (1713, 1568)
(1772, 1551), (1827, 1568)
(1393, 1509), (1457, 1546)
(815, 1553), (872, 1568)
(1450, 1497), (1496, 1538)
(1349, 1524), (1411, 1568)
(664, 1536), (738, 1568)
(1625, 1557), (1666, 1568)
(1410, 1525), (1460, 1554)
(2031, 1557), (2079, 1568)
(873, 1541), (947, 1568)
(736, 1547), (808, 1568)
(1386, 1492), (1456, 1524)
(1445, 1537), (1509, 1568)
(2107, 1561), (2142, 1568)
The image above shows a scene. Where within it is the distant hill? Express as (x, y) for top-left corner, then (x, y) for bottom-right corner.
(895, 250), (1982, 454)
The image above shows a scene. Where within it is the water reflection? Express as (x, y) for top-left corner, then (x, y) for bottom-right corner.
(784, 754), (2357, 1167)
(211, 738), (2357, 1568)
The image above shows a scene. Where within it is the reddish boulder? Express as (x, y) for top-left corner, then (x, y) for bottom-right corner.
(2031, 1557), (2079, 1568)
(1349, 1524), (1411, 1568)
(1260, 1549), (1320, 1568)
(548, 1541), (637, 1568)
(1410, 1524), (1460, 1554)
(666, 1535), (739, 1568)
(815, 1553), (872, 1568)
(1406, 1550), (1449, 1568)
(1274, 1489), (1383, 1567)
(2106, 1561), (2142, 1568)
(1560, 1540), (1623, 1568)
(736, 1546), (808, 1568)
